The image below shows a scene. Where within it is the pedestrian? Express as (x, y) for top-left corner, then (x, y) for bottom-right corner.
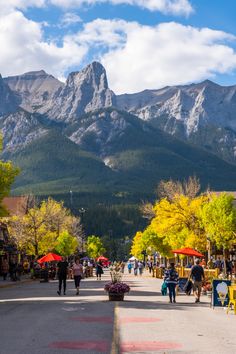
(147, 260), (153, 273)
(57, 257), (69, 296)
(190, 259), (205, 303)
(134, 260), (138, 276)
(96, 261), (103, 280)
(120, 262), (125, 274)
(1, 257), (9, 280)
(9, 260), (17, 281)
(72, 258), (84, 295)
(16, 262), (23, 280)
(127, 262), (132, 274)
(164, 263), (179, 303)
(138, 261), (144, 276)
(23, 259), (29, 274)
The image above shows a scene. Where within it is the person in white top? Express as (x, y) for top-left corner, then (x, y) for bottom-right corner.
(72, 258), (84, 295)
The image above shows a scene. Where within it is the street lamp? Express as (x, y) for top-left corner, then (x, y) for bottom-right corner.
(141, 250), (147, 264)
(79, 208), (86, 253)
(69, 190), (73, 210)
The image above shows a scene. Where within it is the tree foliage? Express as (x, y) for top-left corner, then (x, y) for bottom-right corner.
(55, 231), (78, 256)
(157, 176), (201, 202)
(86, 235), (106, 259)
(200, 193), (236, 251)
(0, 136), (19, 216)
(6, 197), (81, 256)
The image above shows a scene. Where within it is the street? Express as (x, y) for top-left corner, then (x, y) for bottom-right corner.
(0, 270), (235, 354)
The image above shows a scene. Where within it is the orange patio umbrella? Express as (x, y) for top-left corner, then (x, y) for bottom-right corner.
(172, 247), (204, 258)
(37, 253), (62, 263)
(97, 256), (108, 261)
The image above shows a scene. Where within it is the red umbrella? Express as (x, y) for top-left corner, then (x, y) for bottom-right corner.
(172, 247), (204, 258)
(97, 256), (108, 261)
(37, 253), (62, 263)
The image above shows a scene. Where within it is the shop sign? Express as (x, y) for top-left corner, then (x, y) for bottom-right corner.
(212, 279), (231, 307)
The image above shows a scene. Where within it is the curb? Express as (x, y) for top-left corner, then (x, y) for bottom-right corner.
(0, 278), (34, 289)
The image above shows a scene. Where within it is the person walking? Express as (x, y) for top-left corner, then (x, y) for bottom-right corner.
(57, 257), (69, 295)
(96, 261), (103, 280)
(190, 259), (205, 303)
(164, 263), (179, 303)
(134, 260), (138, 276)
(72, 258), (84, 295)
(127, 262), (132, 274)
(138, 261), (144, 276)
(1, 258), (9, 280)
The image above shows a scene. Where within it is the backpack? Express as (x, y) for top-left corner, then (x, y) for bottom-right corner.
(169, 269), (176, 281)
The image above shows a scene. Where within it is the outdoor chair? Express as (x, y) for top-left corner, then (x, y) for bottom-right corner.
(227, 285), (236, 315)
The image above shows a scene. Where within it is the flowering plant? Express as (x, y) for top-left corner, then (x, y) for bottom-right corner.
(104, 281), (130, 294)
(202, 282), (212, 291)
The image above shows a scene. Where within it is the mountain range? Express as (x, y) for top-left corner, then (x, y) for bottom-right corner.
(1, 61), (236, 206)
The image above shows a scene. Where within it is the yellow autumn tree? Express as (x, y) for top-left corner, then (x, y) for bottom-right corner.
(7, 197), (82, 256)
(150, 194), (208, 252)
(131, 231), (145, 259)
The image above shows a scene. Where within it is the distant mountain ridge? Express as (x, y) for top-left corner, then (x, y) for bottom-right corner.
(1, 61), (236, 203)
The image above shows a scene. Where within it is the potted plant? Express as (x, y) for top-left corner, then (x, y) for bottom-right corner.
(104, 281), (130, 301)
(104, 267), (130, 301)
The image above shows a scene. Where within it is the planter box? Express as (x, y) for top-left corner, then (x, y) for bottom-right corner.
(108, 292), (124, 301)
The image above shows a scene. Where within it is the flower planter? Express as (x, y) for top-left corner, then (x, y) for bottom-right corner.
(108, 292), (124, 301)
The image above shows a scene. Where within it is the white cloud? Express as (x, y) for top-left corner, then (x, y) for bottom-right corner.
(60, 12), (82, 27)
(71, 19), (236, 93)
(1, 4), (236, 95)
(0, 10), (87, 78)
(50, 0), (194, 16)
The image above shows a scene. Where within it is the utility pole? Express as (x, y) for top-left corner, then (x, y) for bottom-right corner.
(79, 208), (86, 254)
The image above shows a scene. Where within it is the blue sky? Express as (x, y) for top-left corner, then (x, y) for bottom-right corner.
(1, 0), (236, 93)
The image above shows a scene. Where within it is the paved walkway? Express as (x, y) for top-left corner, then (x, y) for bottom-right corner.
(0, 270), (235, 353)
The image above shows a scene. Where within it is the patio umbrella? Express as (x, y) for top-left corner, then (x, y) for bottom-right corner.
(129, 256), (137, 261)
(37, 253), (62, 263)
(171, 247), (204, 258)
(81, 256), (90, 261)
(97, 256), (108, 261)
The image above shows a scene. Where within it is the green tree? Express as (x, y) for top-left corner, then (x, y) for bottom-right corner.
(201, 193), (236, 274)
(87, 235), (106, 259)
(0, 136), (19, 215)
(7, 197), (81, 256)
(55, 231), (78, 256)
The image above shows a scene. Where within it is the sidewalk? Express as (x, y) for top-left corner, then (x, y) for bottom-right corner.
(116, 272), (236, 353)
(0, 274), (32, 288)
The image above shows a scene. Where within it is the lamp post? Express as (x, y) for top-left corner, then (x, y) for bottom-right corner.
(79, 208), (86, 253)
(141, 250), (147, 264)
(69, 190), (73, 211)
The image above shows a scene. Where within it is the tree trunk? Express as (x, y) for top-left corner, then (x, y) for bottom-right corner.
(223, 247), (227, 278)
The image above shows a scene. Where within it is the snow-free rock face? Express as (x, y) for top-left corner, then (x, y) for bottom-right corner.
(0, 74), (20, 116)
(4, 70), (63, 113)
(116, 80), (236, 163)
(46, 62), (116, 122)
(2, 61), (236, 164)
(0, 109), (48, 152)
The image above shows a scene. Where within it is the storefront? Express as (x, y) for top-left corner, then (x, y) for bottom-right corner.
(0, 222), (17, 275)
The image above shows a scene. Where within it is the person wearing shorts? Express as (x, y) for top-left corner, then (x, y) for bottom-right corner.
(190, 259), (205, 303)
(72, 258), (84, 295)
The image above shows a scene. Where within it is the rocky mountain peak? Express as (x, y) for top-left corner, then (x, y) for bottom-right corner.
(67, 61), (108, 87)
(0, 74), (20, 116)
(4, 70), (63, 113)
(47, 61), (116, 121)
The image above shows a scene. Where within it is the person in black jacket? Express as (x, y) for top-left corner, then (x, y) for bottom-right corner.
(164, 263), (179, 303)
(96, 261), (103, 280)
(57, 257), (69, 295)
